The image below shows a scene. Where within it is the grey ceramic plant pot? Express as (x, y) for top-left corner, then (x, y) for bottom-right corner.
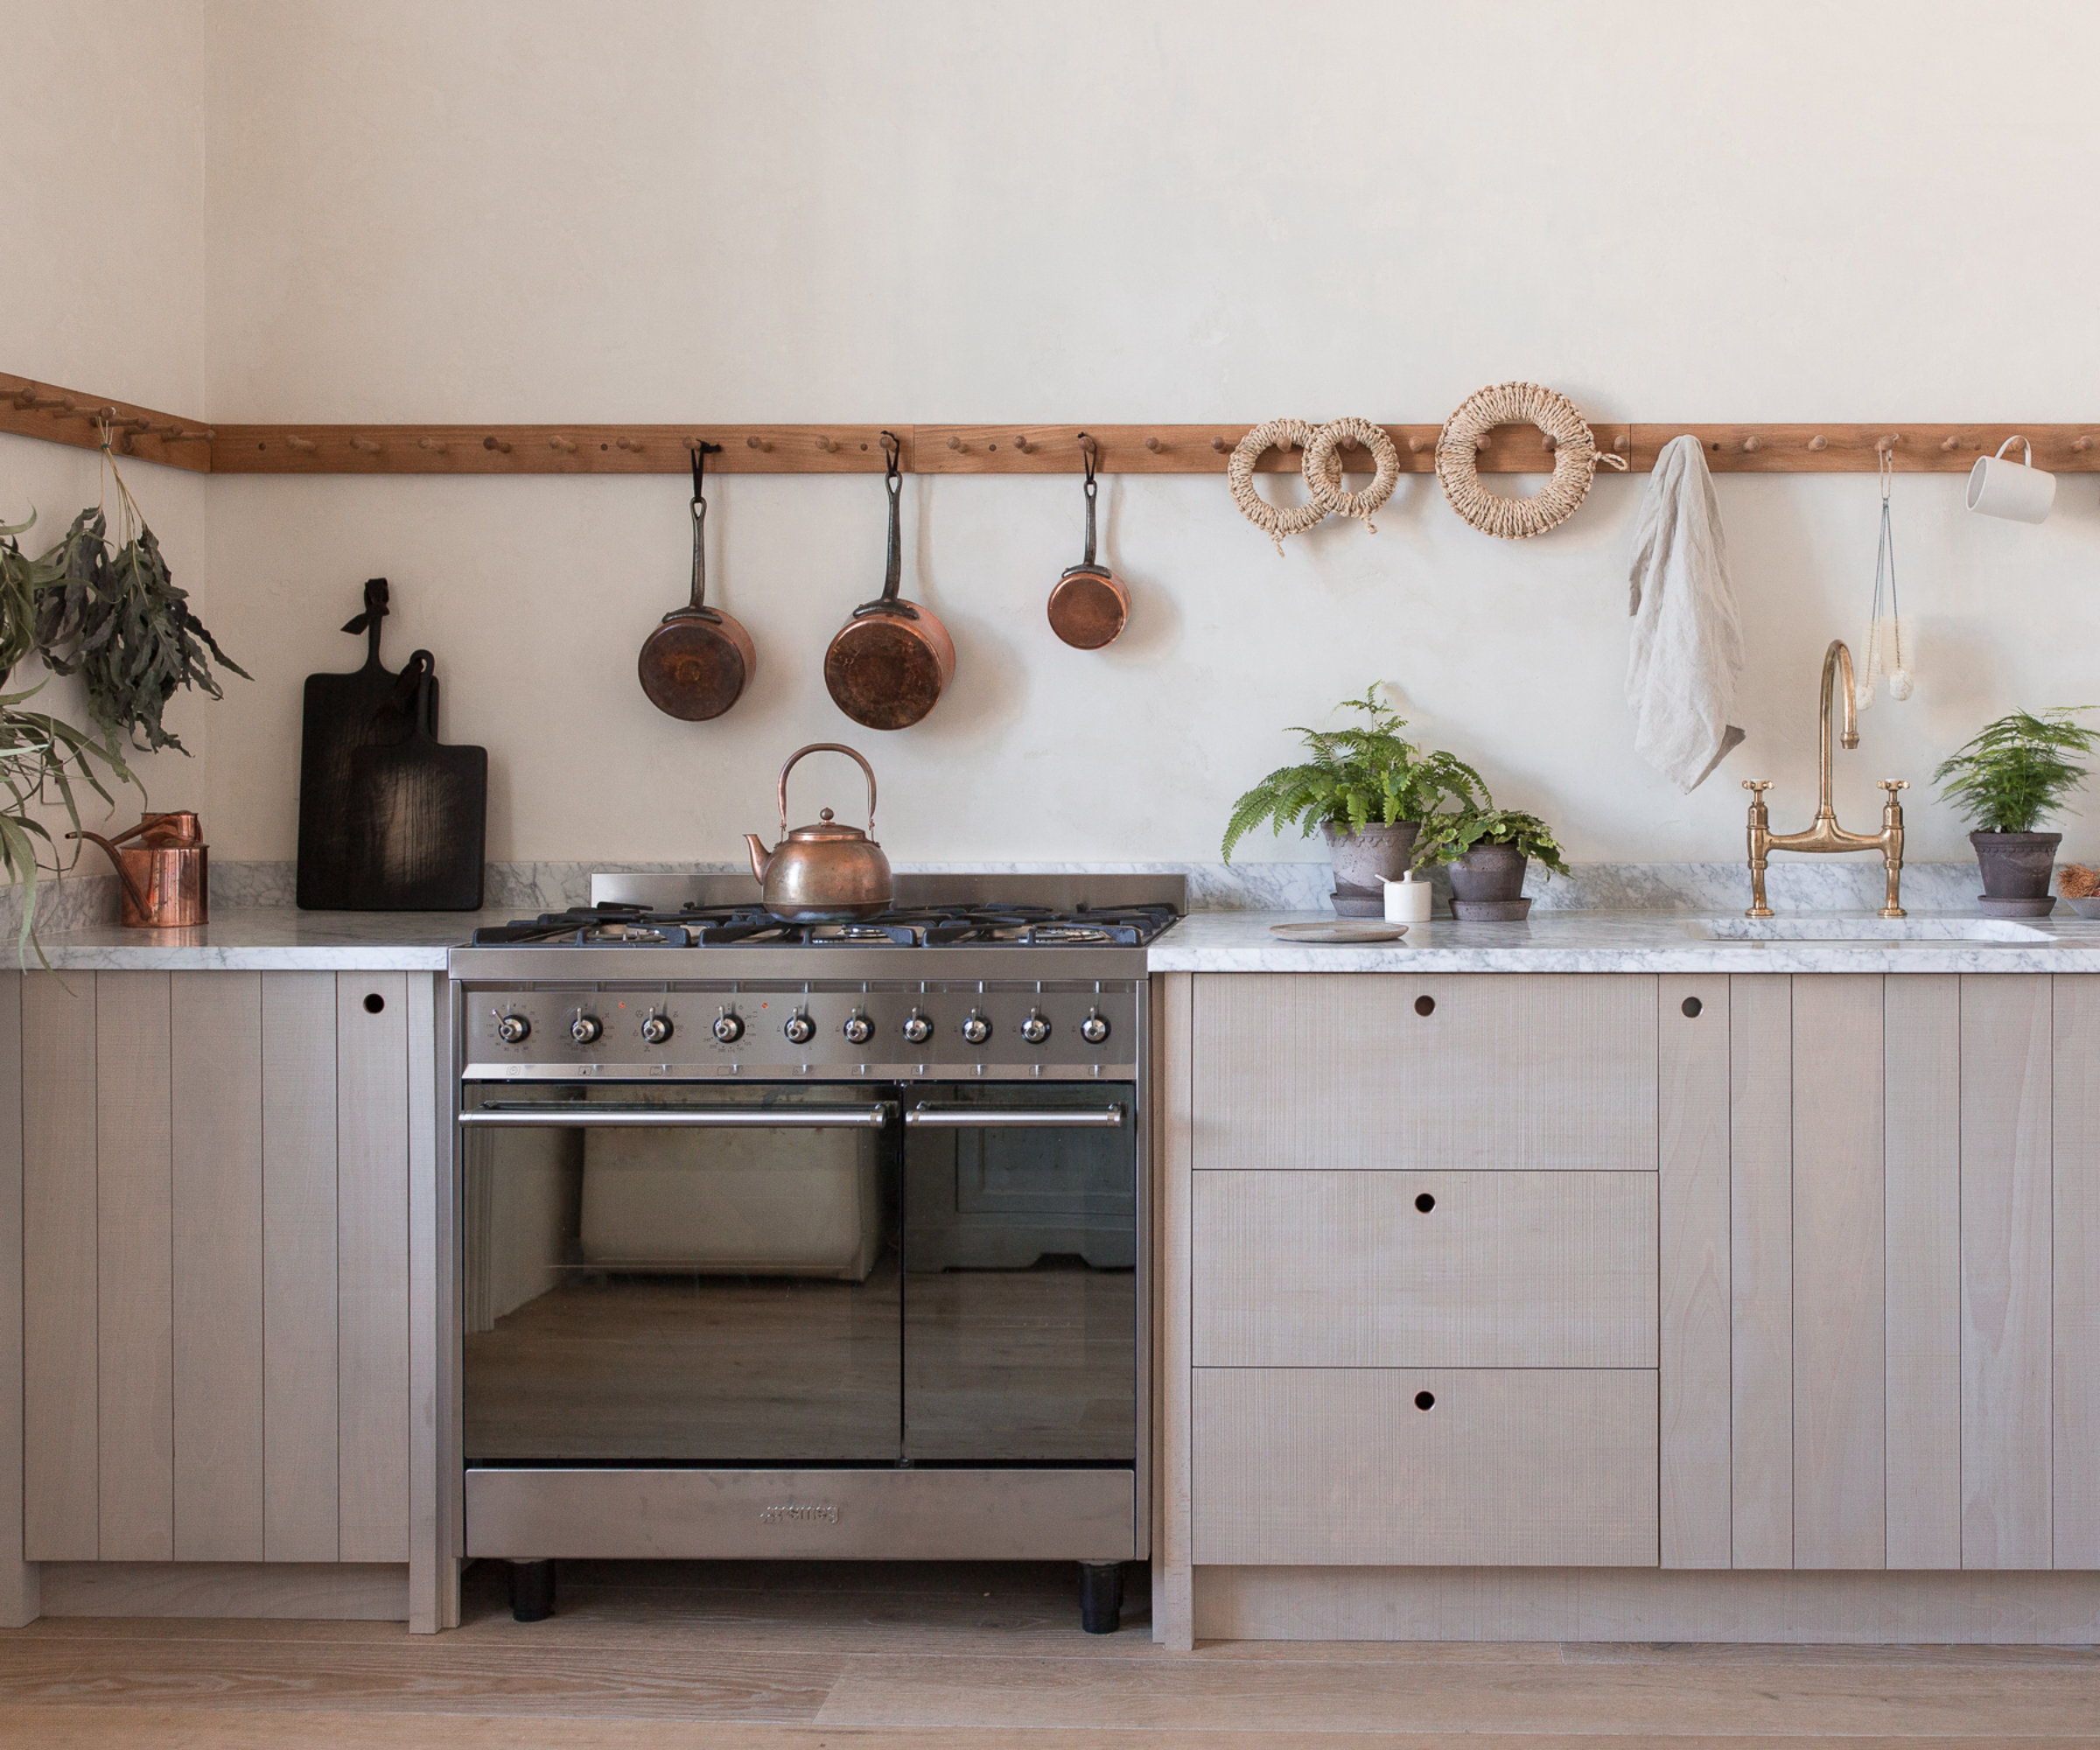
(1970, 830), (2062, 900)
(1447, 841), (1529, 903)
(1322, 821), (1420, 908)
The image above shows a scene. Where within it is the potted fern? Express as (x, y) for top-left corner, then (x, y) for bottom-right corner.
(1222, 684), (1484, 913)
(1410, 804), (1571, 920)
(1933, 707), (2097, 913)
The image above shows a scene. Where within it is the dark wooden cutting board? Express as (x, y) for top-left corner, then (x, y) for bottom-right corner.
(343, 653), (486, 911)
(296, 578), (438, 909)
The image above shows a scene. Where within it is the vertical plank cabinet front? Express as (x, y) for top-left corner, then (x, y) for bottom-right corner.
(22, 973), (98, 1559)
(0, 975), (31, 1623)
(262, 973), (340, 1560)
(170, 972), (264, 1560)
(338, 973), (410, 1562)
(95, 972), (175, 1561)
(1959, 974), (2054, 1569)
(1157, 973), (1195, 1653)
(1729, 974), (1793, 1569)
(1658, 974), (1730, 1568)
(2052, 976), (2100, 1567)
(1790, 975), (1886, 1570)
(1884, 975), (1962, 1569)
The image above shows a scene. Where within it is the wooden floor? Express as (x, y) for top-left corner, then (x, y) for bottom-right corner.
(2, 1559), (2097, 1746)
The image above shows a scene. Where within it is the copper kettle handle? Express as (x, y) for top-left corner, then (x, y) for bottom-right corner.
(777, 743), (878, 838)
(66, 830), (153, 919)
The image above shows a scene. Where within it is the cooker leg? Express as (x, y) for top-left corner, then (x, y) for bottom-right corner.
(1077, 1560), (1124, 1634)
(508, 1558), (556, 1622)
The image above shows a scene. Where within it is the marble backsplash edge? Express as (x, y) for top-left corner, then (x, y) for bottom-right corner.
(0, 857), (2017, 934)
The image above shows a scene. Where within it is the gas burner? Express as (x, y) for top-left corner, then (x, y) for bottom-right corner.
(468, 898), (1180, 949)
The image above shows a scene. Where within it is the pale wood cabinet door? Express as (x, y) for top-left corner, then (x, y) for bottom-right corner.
(1192, 1367), (1658, 1566)
(19, 970), (421, 1565)
(1193, 974), (1657, 1172)
(1194, 1169), (1656, 1368)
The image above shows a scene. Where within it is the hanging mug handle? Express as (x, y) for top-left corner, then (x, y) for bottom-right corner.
(1995, 435), (2034, 467)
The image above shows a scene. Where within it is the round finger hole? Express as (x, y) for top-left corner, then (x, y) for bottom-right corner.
(1682, 996), (1704, 1018)
(362, 993), (385, 1014)
(1414, 995), (1435, 1017)
(1414, 1193), (1435, 1213)
(1414, 1390), (1436, 1412)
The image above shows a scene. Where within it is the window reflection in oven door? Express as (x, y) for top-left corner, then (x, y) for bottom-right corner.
(900, 1085), (1138, 1464)
(460, 1084), (901, 1465)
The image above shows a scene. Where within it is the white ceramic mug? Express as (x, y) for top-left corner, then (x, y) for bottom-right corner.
(1966, 436), (2055, 524)
(1383, 872), (1432, 924)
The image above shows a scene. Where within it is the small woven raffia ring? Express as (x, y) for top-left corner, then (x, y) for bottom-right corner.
(1301, 417), (1400, 533)
(1434, 382), (1626, 540)
(1228, 418), (1341, 555)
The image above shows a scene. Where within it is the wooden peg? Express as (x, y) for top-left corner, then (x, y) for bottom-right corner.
(1409, 438), (1426, 454)
(1808, 435), (1828, 452)
(547, 435), (576, 454)
(1939, 434), (1963, 452)
(285, 434), (317, 452)
(814, 435), (836, 452)
(1210, 436), (1228, 453)
(2076, 436), (2093, 452)
(1145, 436), (1162, 453)
(483, 435), (513, 453)
(1875, 434), (1899, 454)
(350, 435), (382, 453)
(1741, 435), (1761, 453)
(416, 436), (448, 454)
(746, 434), (771, 452)
(1612, 433), (1629, 452)
(947, 435), (962, 451)
(1542, 434), (1558, 452)
(616, 437), (646, 452)
(1078, 433), (1098, 458)
(1012, 435), (1030, 454)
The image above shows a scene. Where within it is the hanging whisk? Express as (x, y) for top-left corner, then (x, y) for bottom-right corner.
(1859, 446), (1912, 708)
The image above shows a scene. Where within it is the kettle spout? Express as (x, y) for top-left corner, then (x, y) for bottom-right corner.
(743, 834), (773, 886)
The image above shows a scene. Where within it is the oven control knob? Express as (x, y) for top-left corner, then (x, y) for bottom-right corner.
(640, 1012), (674, 1046)
(1080, 1011), (1111, 1045)
(843, 1013), (874, 1046)
(1020, 1011), (1052, 1045)
(570, 1014), (603, 1046)
(784, 1012), (816, 1046)
(712, 1010), (745, 1044)
(961, 1012), (991, 1045)
(495, 1013), (531, 1045)
(901, 1011), (934, 1045)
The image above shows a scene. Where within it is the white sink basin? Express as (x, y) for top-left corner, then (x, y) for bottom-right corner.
(1686, 916), (2053, 943)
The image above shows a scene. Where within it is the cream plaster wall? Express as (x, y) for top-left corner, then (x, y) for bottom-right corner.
(19, 2), (2100, 868)
(1, 1), (214, 833)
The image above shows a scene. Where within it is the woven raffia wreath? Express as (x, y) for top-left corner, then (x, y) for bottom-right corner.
(1229, 417), (1396, 553)
(1229, 419), (1335, 555)
(1434, 382), (1628, 539)
(1303, 416), (1400, 533)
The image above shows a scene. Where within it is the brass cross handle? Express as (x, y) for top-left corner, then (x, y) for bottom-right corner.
(1743, 780), (1774, 794)
(1879, 780), (1909, 792)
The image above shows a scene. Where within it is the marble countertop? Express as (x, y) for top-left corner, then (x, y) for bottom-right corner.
(1146, 908), (2100, 974)
(23, 902), (2100, 976)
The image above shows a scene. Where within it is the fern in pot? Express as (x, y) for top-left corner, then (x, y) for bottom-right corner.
(1222, 684), (1485, 913)
(1933, 707), (2096, 909)
(1412, 804), (1571, 920)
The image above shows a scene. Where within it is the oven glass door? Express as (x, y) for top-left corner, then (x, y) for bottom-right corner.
(461, 1083), (901, 1465)
(900, 1084), (1138, 1463)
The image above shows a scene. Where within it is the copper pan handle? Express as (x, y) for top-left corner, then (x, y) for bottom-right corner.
(776, 742), (878, 838)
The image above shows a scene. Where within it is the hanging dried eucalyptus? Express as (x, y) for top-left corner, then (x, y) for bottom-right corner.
(35, 426), (249, 754)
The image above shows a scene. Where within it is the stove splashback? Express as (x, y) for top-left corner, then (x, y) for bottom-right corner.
(591, 871), (1188, 914)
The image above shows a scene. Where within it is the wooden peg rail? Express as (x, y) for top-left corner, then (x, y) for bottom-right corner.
(5, 373), (2098, 478)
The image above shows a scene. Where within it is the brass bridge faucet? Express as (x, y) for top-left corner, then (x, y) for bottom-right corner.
(1743, 639), (1908, 919)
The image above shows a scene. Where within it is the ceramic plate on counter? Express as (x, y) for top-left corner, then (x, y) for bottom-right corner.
(1269, 921), (1409, 943)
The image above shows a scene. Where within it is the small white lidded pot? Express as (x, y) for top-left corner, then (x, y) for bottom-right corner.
(1384, 872), (1432, 925)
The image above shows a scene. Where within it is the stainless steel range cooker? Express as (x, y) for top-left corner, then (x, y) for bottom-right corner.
(446, 874), (1179, 1633)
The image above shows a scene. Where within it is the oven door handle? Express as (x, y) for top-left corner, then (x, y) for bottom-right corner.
(904, 1102), (1125, 1130)
(460, 1102), (893, 1130)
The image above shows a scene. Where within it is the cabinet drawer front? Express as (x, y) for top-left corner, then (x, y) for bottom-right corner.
(1194, 1170), (1656, 1368)
(1194, 974), (1657, 1172)
(1193, 1368), (1658, 1566)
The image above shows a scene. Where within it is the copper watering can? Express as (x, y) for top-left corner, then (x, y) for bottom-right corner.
(66, 812), (209, 928)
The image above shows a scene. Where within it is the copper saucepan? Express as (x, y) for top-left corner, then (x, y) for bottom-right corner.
(638, 442), (754, 720)
(1046, 433), (1130, 649)
(823, 433), (954, 731)
(67, 811), (208, 928)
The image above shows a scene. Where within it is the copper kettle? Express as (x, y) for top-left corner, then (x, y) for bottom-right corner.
(743, 744), (892, 921)
(67, 811), (209, 928)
